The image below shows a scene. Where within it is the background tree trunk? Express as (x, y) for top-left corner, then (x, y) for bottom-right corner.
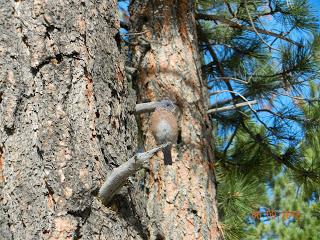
(0, 1), (141, 239)
(129, 0), (221, 239)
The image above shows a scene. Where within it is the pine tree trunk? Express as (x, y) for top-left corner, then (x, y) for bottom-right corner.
(129, 0), (221, 239)
(0, 1), (141, 239)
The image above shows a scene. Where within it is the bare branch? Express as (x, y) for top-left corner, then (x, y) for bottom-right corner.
(135, 101), (159, 114)
(210, 97), (238, 107)
(208, 100), (258, 114)
(99, 143), (170, 205)
(209, 90), (257, 113)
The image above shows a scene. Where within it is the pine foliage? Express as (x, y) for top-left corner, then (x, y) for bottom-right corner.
(196, 0), (320, 239)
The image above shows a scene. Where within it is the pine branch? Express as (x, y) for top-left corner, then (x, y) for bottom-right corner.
(244, 0), (279, 51)
(223, 123), (240, 154)
(241, 122), (320, 181)
(223, 0), (236, 17)
(196, 13), (303, 47)
(271, 91), (320, 103)
(256, 108), (303, 122)
(198, 27), (237, 101)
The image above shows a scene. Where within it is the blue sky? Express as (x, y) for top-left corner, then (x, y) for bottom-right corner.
(310, 1), (320, 31)
(310, 0), (320, 15)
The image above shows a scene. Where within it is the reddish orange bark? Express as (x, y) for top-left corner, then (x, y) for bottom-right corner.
(130, 0), (221, 239)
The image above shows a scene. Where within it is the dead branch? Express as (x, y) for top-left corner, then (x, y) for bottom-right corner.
(135, 101), (159, 114)
(208, 100), (258, 114)
(99, 143), (170, 204)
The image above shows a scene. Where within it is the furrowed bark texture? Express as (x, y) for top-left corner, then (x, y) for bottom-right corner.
(0, 1), (140, 239)
(129, 0), (221, 239)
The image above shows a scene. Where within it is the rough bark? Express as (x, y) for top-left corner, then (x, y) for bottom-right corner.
(0, 1), (141, 239)
(129, 0), (221, 239)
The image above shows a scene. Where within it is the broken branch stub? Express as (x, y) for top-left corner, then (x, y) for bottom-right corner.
(99, 143), (170, 205)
